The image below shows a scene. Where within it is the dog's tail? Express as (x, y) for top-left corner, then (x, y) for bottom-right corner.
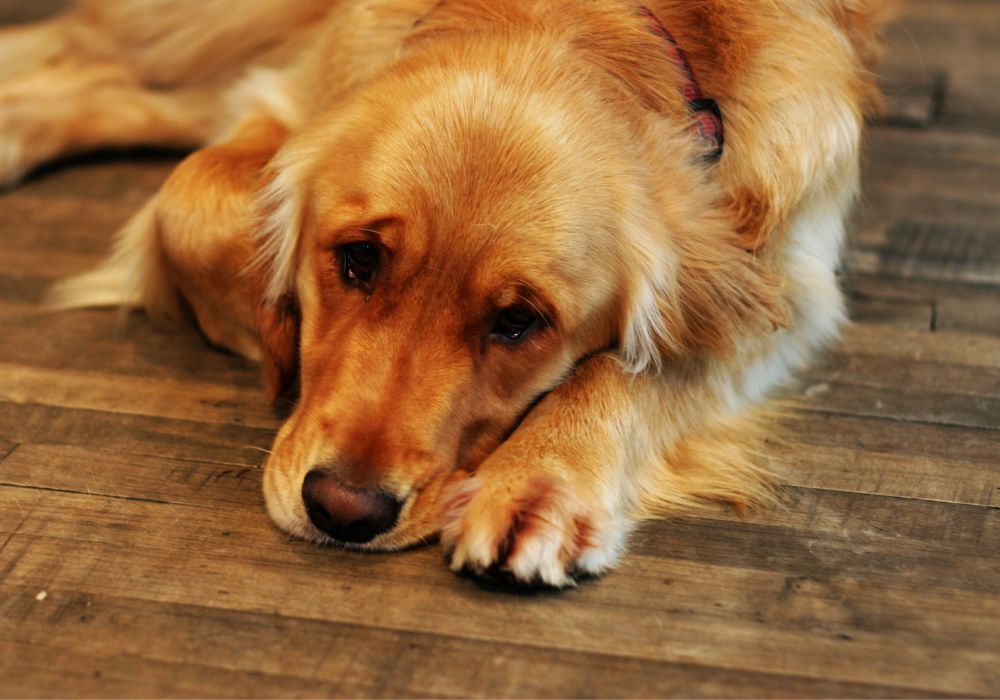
(47, 197), (182, 323)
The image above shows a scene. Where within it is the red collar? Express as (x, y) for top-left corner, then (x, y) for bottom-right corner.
(638, 6), (724, 163)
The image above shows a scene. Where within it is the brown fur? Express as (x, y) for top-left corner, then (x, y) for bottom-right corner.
(11, 0), (897, 586)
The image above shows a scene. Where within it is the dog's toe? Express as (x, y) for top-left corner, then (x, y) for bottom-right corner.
(441, 472), (627, 588)
(0, 136), (27, 188)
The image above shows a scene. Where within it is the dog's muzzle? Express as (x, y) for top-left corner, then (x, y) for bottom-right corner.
(301, 470), (402, 543)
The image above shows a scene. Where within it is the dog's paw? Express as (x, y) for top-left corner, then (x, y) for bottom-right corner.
(441, 472), (628, 588)
(0, 104), (51, 188)
(0, 128), (29, 188)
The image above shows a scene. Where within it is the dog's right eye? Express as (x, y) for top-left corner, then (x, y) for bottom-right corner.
(339, 242), (378, 289)
(491, 304), (540, 343)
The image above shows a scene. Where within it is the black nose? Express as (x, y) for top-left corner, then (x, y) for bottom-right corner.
(301, 470), (401, 543)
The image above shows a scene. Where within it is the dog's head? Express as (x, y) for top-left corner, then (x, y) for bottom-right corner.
(256, 19), (785, 549)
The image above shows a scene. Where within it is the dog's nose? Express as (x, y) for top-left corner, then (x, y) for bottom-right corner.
(301, 469), (401, 543)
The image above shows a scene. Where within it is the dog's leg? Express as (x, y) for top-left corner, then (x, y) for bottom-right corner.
(0, 0), (315, 187)
(0, 0), (341, 187)
(50, 115), (298, 396)
(0, 49), (219, 186)
(443, 354), (775, 587)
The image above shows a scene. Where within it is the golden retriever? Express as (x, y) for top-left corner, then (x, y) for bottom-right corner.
(4, 0), (893, 586)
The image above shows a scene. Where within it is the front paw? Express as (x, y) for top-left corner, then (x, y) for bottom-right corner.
(441, 471), (628, 587)
(0, 107), (54, 188)
(0, 124), (30, 188)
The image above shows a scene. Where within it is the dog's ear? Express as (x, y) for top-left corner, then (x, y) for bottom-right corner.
(669, 237), (788, 357)
(256, 293), (299, 402)
(567, 7), (689, 117)
(722, 187), (786, 252)
(621, 225), (789, 371)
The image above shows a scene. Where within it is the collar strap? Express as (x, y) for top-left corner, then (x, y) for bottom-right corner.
(638, 6), (724, 163)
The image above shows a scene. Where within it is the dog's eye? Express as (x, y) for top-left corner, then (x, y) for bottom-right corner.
(492, 305), (539, 342)
(339, 242), (378, 288)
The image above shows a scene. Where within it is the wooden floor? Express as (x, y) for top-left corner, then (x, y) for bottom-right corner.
(2, 2), (999, 698)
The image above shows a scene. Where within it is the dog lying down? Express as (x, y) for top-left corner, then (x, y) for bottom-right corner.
(6, 0), (893, 586)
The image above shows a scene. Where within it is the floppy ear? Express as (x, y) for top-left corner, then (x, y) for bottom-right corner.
(723, 187), (787, 252)
(667, 236), (789, 357)
(622, 224), (789, 372)
(255, 293), (299, 403)
(250, 129), (312, 403)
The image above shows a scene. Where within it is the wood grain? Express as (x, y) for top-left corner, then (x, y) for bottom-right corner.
(1, 586), (947, 699)
(2, 485), (997, 695)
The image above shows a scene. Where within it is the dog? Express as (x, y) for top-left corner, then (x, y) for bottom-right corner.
(3, 0), (893, 586)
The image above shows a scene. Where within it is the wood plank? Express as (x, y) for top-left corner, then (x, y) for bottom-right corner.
(794, 324), (1000, 429)
(845, 275), (1000, 337)
(846, 271), (1000, 304)
(0, 443), (264, 511)
(1, 197), (147, 254)
(778, 442), (1000, 508)
(1, 486), (997, 695)
(938, 73), (1000, 134)
(0, 402), (275, 467)
(838, 323), (1000, 368)
(849, 219), (1000, 286)
(797, 369), (1000, 430)
(0, 466), (38, 538)
(2, 411), (995, 521)
(779, 410), (1000, 507)
(0, 641), (331, 700)
(845, 273), (1000, 336)
(0, 305), (263, 387)
(881, 0), (1000, 135)
(882, 0), (1000, 81)
(935, 297), (1000, 335)
(867, 125), (1000, 175)
(641, 509), (999, 597)
(11, 299), (994, 431)
(813, 348), (1000, 398)
(857, 128), (1000, 235)
(0, 586), (939, 700)
(7, 481), (987, 584)
(785, 412), (999, 468)
(2, 408), (995, 527)
(847, 292), (933, 331)
(878, 69), (945, 129)
(0, 253), (104, 285)
(0, 362), (279, 429)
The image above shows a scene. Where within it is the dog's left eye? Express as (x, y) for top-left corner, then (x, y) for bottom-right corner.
(339, 242), (378, 288)
(492, 305), (539, 342)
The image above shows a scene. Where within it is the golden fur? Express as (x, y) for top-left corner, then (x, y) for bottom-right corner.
(2, 0), (893, 586)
